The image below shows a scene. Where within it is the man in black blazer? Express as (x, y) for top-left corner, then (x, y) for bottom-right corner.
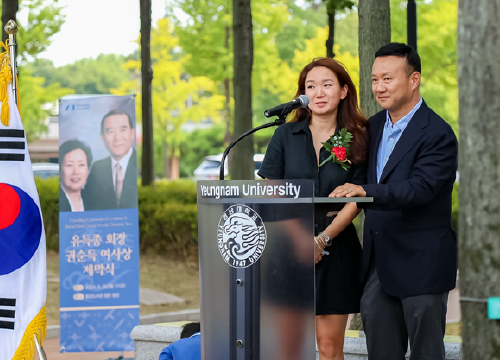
(86, 109), (138, 210)
(332, 43), (458, 360)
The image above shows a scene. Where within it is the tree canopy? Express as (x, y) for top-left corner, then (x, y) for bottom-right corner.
(17, 0), (459, 175)
(112, 18), (225, 178)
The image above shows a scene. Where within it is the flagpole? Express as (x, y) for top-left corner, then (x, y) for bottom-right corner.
(4, 19), (18, 105)
(5, 21), (47, 359)
(34, 334), (48, 360)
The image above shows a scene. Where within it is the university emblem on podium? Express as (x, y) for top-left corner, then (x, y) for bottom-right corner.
(217, 205), (267, 268)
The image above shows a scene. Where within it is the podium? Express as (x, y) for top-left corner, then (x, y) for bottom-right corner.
(197, 180), (372, 360)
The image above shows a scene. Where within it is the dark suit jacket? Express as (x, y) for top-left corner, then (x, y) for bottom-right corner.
(361, 101), (458, 298)
(59, 186), (90, 212)
(85, 149), (138, 210)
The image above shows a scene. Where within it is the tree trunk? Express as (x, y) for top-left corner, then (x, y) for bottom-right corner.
(2, 0), (18, 44)
(231, 0), (254, 180)
(458, 0), (500, 358)
(358, 0), (390, 118)
(223, 26), (232, 146)
(407, 0), (417, 52)
(350, 0), (390, 332)
(170, 155), (179, 180)
(140, 0), (154, 186)
(163, 140), (171, 179)
(326, 10), (336, 58)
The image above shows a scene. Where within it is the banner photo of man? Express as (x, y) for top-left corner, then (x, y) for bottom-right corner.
(58, 95), (139, 352)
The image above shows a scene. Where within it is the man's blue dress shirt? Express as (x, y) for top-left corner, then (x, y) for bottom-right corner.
(376, 98), (422, 182)
(159, 332), (201, 360)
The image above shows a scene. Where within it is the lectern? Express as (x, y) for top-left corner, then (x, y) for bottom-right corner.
(197, 179), (372, 360)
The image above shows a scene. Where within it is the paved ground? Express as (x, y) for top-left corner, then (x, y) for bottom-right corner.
(44, 288), (461, 359)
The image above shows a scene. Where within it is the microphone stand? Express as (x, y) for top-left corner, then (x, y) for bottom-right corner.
(219, 112), (288, 180)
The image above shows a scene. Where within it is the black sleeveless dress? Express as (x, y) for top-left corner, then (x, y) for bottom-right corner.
(258, 119), (365, 315)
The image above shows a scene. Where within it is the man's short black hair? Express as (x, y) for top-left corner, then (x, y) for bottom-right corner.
(180, 322), (200, 339)
(375, 42), (421, 75)
(100, 109), (134, 135)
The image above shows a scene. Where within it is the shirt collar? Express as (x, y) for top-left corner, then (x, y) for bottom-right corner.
(290, 117), (340, 136)
(110, 147), (133, 169)
(291, 118), (311, 134)
(385, 97), (423, 130)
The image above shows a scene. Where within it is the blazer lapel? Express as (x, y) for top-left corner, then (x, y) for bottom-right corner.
(368, 112), (385, 184)
(379, 102), (429, 183)
(105, 156), (114, 192)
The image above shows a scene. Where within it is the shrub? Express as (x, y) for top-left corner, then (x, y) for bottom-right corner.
(139, 202), (198, 254)
(35, 179), (459, 252)
(35, 177), (59, 251)
(138, 179), (197, 205)
(35, 179), (198, 253)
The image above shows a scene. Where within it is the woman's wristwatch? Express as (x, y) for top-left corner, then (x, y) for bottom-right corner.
(319, 231), (332, 246)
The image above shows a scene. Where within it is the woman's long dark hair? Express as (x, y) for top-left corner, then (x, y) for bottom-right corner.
(288, 58), (368, 164)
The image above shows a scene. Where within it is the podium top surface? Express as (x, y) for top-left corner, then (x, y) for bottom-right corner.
(197, 180), (373, 204)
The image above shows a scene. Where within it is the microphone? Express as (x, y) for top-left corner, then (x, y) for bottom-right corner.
(264, 95), (309, 118)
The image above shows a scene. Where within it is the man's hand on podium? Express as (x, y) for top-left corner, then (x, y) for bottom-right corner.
(330, 183), (366, 198)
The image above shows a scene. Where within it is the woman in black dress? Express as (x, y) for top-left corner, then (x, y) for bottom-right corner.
(258, 58), (368, 360)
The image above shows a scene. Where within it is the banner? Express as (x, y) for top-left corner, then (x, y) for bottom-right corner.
(58, 95), (139, 352)
(0, 83), (47, 359)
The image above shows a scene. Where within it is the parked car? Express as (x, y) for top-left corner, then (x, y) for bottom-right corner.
(193, 154), (265, 181)
(32, 163), (59, 179)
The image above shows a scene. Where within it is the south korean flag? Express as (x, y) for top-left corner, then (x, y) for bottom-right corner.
(0, 82), (47, 360)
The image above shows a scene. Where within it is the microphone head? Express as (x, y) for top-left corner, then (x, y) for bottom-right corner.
(298, 95), (309, 107)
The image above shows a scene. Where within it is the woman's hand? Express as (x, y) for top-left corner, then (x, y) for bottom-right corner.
(314, 237), (324, 264)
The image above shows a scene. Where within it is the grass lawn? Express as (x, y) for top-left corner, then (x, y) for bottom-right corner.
(445, 322), (462, 336)
(46, 250), (462, 338)
(46, 250), (200, 325)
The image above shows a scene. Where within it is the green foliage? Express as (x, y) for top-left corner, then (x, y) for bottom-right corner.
(0, 0), (69, 141)
(138, 180), (198, 253)
(333, 7), (359, 56)
(29, 54), (130, 94)
(274, 1), (325, 64)
(391, 0), (458, 134)
(35, 178), (199, 253)
(168, 0), (233, 83)
(16, 0), (65, 61)
(138, 179), (197, 205)
(324, 0), (355, 13)
(169, 0), (297, 126)
(26, 54), (127, 142)
(178, 124), (226, 178)
(20, 67), (74, 140)
(35, 176), (59, 251)
(113, 18), (224, 177)
(139, 202), (198, 253)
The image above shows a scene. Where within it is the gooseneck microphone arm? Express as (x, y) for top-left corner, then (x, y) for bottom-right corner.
(219, 95), (309, 180)
(219, 114), (287, 181)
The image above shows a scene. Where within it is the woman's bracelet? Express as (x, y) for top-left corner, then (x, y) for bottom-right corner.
(314, 235), (326, 250)
(318, 231), (332, 246)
